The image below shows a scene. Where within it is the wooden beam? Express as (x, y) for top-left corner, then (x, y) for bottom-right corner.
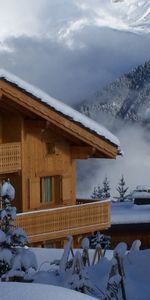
(0, 88), (2, 98)
(46, 121), (84, 145)
(0, 94), (37, 118)
(71, 146), (96, 159)
(25, 119), (47, 129)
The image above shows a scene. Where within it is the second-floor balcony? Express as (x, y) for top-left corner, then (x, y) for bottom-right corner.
(16, 200), (110, 243)
(0, 142), (21, 174)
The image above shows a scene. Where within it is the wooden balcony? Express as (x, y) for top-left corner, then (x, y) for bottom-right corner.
(16, 200), (110, 243)
(0, 142), (21, 174)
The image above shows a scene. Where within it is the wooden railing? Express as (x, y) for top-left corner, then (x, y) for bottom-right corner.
(76, 198), (103, 204)
(16, 200), (110, 243)
(0, 142), (21, 174)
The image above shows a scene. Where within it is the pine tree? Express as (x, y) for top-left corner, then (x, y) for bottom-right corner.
(102, 177), (111, 198)
(116, 175), (128, 202)
(97, 185), (104, 199)
(91, 187), (98, 199)
(91, 185), (104, 200)
(0, 179), (37, 279)
(91, 177), (111, 200)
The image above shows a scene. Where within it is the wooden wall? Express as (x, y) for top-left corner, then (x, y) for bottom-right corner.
(0, 112), (76, 212)
(104, 223), (150, 249)
(21, 120), (76, 211)
(0, 113), (23, 212)
(0, 115), (2, 143)
(1, 113), (22, 143)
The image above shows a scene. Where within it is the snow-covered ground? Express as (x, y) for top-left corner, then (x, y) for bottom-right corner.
(32, 246), (150, 300)
(1, 246), (150, 299)
(1, 183), (150, 300)
(0, 282), (95, 300)
(31, 248), (113, 271)
(124, 249), (150, 300)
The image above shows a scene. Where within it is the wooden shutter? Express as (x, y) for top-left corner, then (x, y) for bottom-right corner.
(29, 177), (40, 209)
(54, 175), (62, 205)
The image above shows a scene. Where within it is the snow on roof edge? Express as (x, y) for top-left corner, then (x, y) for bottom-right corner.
(0, 69), (120, 149)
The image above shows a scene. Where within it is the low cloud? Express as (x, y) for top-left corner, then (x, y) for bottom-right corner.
(0, 28), (150, 106)
(77, 123), (150, 198)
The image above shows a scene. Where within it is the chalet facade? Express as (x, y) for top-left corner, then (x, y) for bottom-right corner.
(0, 70), (120, 246)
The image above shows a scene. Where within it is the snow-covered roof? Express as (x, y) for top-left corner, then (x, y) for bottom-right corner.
(132, 191), (150, 199)
(111, 202), (150, 224)
(135, 185), (150, 192)
(0, 69), (120, 149)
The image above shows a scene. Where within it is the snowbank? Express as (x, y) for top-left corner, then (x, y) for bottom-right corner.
(0, 282), (95, 300)
(1, 247), (150, 300)
(31, 248), (113, 271)
(124, 249), (150, 300)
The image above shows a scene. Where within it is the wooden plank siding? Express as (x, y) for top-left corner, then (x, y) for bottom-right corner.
(104, 223), (150, 249)
(16, 200), (110, 243)
(21, 120), (76, 211)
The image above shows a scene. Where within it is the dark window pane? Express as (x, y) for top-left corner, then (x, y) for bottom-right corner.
(40, 176), (62, 204)
(40, 177), (52, 203)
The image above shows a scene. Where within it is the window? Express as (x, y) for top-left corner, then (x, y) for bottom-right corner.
(40, 176), (62, 204)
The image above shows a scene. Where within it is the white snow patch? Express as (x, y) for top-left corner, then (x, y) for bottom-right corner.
(0, 249), (12, 264)
(111, 202), (150, 224)
(1, 181), (15, 200)
(0, 282), (95, 300)
(31, 248), (113, 271)
(114, 242), (127, 257)
(130, 240), (141, 252)
(124, 249), (150, 300)
(0, 230), (6, 244)
(12, 249), (37, 272)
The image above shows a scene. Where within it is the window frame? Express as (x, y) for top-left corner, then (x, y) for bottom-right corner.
(40, 175), (62, 205)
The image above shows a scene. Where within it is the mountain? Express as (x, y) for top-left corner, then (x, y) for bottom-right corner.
(110, 0), (150, 33)
(79, 61), (150, 128)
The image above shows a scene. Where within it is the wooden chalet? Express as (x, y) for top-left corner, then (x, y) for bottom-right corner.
(0, 69), (120, 246)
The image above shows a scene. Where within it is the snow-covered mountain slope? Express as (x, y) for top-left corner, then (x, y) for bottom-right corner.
(59, 1), (150, 47)
(103, 0), (150, 33)
(79, 61), (150, 126)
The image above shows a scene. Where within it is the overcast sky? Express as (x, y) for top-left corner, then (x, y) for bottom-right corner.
(0, 0), (150, 105)
(1, 0), (150, 196)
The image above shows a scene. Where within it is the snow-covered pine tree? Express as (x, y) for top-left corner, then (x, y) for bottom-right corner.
(116, 175), (128, 202)
(91, 187), (98, 199)
(102, 177), (111, 198)
(97, 185), (104, 199)
(0, 179), (37, 279)
(91, 185), (104, 200)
